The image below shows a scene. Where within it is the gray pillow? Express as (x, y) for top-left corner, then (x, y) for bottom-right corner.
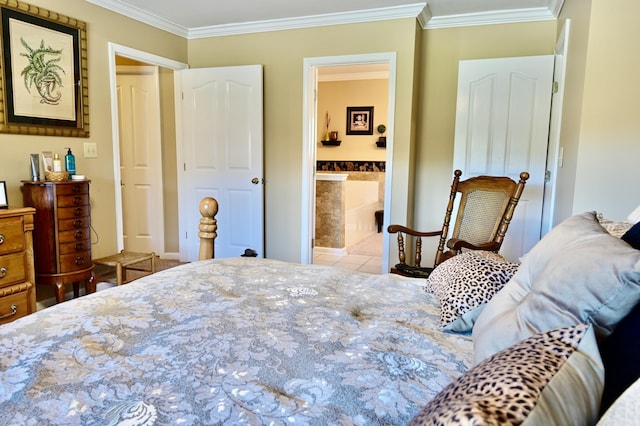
(473, 211), (640, 363)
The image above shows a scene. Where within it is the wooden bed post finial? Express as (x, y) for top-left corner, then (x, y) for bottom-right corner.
(198, 197), (218, 260)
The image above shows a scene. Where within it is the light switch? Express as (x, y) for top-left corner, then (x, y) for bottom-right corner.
(83, 142), (97, 158)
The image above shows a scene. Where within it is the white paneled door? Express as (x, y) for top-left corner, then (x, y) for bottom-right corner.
(177, 65), (264, 261)
(117, 66), (164, 255)
(453, 55), (554, 261)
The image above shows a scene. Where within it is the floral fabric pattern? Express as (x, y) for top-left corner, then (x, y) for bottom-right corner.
(0, 258), (472, 425)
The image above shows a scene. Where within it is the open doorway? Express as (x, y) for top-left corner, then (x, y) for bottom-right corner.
(107, 43), (188, 259)
(313, 64), (388, 273)
(301, 53), (397, 273)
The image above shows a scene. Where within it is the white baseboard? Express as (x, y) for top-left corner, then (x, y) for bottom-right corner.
(314, 246), (347, 256)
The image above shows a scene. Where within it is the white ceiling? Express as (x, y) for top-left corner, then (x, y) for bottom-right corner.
(87, 0), (564, 39)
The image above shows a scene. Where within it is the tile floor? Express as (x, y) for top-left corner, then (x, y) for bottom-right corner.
(313, 232), (383, 274)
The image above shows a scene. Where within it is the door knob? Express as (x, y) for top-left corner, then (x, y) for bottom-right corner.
(251, 177), (259, 184)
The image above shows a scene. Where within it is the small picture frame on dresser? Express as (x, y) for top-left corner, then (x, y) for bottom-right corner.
(0, 181), (8, 208)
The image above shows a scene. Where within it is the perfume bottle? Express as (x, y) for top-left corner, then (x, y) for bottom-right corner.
(52, 154), (63, 172)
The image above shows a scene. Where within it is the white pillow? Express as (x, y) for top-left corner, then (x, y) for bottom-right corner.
(597, 377), (640, 426)
(627, 205), (640, 224)
(473, 211), (640, 363)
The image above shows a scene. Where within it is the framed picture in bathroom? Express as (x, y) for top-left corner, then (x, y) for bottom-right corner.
(346, 106), (374, 135)
(0, 181), (8, 208)
(0, 1), (89, 137)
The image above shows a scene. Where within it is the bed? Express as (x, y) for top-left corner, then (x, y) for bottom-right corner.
(0, 224), (472, 423)
(3, 199), (640, 425)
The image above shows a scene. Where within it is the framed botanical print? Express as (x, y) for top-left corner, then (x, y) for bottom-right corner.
(0, 0), (89, 137)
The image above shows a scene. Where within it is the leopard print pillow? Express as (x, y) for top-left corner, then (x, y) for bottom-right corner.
(409, 324), (602, 426)
(424, 251), (519, 332)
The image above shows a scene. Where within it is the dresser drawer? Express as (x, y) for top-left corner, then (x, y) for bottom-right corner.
(59, 217), (89, 231)
(60, 251), (92, 272)
(59, 238), (91, 254)
(0, 216), (26, 255)
(57, 193), (89, 208)
(0, 288), (30, 325)
(0, 252), (26, 287)
(55, 182), (89, 196)
(57, 205), (90, 220)
(59, 228), (90, 244)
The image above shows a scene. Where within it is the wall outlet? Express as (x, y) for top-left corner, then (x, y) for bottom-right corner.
(83, 142), (97, 158)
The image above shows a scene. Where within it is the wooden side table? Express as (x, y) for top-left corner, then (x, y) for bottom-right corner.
(94, 251), (156, 285)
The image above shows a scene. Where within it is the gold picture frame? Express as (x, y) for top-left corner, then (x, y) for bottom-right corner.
(0, 0), (89, 137)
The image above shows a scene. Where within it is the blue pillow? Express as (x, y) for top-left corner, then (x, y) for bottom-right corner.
(622, 221), (640, 250)
(599, 301), (640, 414)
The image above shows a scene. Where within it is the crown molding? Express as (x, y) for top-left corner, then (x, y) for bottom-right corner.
(188, 3), (426, 39)
(423, 3), (563, 29)
(319, 71), (389, 82)
(87, 0), (564, 37)
(86, 0), (190, 37)
(87, 0), (426, 39)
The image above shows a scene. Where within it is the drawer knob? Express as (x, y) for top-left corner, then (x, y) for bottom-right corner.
(0, 267), (6, 278)
(72, 184), (82, 193)
(74, 230), (84, 240)
(0, 233), (4, 244)
(75, 257), (85, 266)
(75, 242), (85, 251)
(73, 196), (82, 205)
(0, 304), (17, 320)
(74, 207), (83, 216)
(73, 219), (83, 228)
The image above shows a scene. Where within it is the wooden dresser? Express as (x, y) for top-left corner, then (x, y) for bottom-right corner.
(22, 180), (95, 303)
(0, 207), (36, 324)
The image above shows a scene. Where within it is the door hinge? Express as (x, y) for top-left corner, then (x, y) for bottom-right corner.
(552, 81), (559, 94)
(183, 163), (186, 171)
(544, 170), (551, 182)
(311, 238), (315, 248)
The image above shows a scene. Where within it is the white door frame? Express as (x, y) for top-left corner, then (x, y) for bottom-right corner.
(107, 43), (188, 254)
(541, 19), (570, 237)
(301, 52), (397, 272)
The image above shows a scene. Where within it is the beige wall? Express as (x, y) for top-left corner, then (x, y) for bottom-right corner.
(317, 79), (388, 161)
(0, 0), (187, 260)
(3, 0), (637, 268)
(188, 19), (420, 262)
(570, 0), (640, 219)
(555, 0), (592, 225)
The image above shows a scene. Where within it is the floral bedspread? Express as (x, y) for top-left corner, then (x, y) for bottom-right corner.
(0, 258), (472, 425)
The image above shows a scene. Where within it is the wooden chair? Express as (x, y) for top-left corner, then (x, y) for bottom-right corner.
(388, 170), (529, 278)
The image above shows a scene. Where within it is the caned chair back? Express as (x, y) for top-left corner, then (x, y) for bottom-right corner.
(388, 170), (529, 278)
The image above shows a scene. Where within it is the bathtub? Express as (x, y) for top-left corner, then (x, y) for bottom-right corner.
(315, 173), (382, 254)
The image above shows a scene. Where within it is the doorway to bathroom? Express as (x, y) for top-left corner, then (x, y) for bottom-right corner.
(301, 53), (396, 274)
